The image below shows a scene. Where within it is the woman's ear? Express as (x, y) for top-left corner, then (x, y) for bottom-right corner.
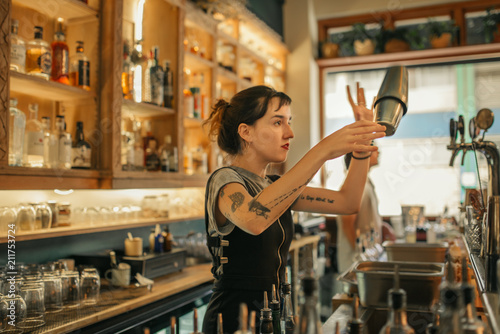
(237, 123), (252, 144)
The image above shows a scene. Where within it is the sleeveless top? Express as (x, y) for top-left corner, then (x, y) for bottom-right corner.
(204, 166), (294, 291)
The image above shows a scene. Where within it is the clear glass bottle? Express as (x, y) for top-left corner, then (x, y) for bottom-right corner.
(145, 139), (160, 172)
(346, 295), (365, 334)
(295, 276), (322, 334)
(281, 267), (295, 334)
(260, 291), (274, 334)
(437, 261), (463, 334)
(51, 18), (70, 85)
(379, 265), (415, 334)
(132, 41), (143, 103)
(41, 117), (59, 168)
(159, 135), (178, 172)
(71, 121), (91, 169)
(10, 19), (26, 73)
(69, 41), (90, 91)
(163, 60), (174, 108)
(149, 46), (164, 106)
(26, 26), (51, 80)
(8, 98), (26, 166)
(460, 258), (486, 334)
(133, 121), (144, 171)
(55, 115), (72, 169)
(23, 103), (44, 167)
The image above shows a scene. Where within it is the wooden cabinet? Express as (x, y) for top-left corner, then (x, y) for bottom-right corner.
(0, 0), (288, 190)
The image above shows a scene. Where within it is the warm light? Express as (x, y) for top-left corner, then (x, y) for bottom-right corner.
(54, 189), (74, 195)
(135, 0), (146, 42)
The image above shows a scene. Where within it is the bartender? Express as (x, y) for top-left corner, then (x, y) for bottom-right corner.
(202, 84), (385, 333)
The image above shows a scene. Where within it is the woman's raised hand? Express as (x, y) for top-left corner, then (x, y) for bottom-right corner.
(346, 82), (375, 122)
(319, 120), (385, 161)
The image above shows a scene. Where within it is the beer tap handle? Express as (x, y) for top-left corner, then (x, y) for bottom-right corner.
(449, 118), (458, 146)
(461, 149), (467, 166)
(458, 115), (465, 143)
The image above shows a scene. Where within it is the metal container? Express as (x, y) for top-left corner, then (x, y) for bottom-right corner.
(373, 65), (408, 136)
(354, 261), (444, 310)
(382, 241), (448, 263)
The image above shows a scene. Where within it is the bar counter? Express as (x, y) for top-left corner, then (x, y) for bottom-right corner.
(31, 264), (213, 334)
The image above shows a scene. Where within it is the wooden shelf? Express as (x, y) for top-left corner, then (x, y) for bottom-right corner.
(122, 99), (175, 118)
(12, 0), (99, 21)
(107, 171), (209, 189)
(216, 67), (239, 85)
(317, 43), (500, 71)
(0, 166), (101, 190)
(1, 215), (204, 243)
(185, 52), (215, 72)
(217, 31), (239, 46)
(10, 71), (95, 102)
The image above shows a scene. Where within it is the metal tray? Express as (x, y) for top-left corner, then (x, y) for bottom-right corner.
(353, 261), (444, 310)
(382, 241), (448, 263)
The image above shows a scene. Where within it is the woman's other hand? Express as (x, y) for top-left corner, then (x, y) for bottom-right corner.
(346, 82), (375, 122)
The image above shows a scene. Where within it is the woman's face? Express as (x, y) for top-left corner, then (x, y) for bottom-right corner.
(247, 98), (294, 163)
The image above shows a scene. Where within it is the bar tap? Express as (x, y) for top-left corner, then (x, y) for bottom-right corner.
(447, 108), (500, 292)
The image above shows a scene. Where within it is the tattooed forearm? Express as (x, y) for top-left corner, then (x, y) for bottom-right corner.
(228, 192), (244, 212)
(248, 198), (270, 219)
(300, 195), (335, 204)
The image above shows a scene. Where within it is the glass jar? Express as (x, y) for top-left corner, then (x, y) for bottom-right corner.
(56, 202), (71, 227)
(29, 202), (52, 230)
(141, 195), (158, 218)
(17, 204), (36, 232)
(0, 207), (17, 234)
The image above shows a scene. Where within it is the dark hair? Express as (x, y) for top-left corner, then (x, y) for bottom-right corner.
(204, 85), (291, 155)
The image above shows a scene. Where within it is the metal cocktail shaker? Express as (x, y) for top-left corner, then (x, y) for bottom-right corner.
(373, 65), (408, 136)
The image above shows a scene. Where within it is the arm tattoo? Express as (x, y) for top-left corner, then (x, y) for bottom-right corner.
(300, 195), (335, 204)
(248, 198), (270, 219)
(220, 187), (225, 198)
(228, 192), (244, 212)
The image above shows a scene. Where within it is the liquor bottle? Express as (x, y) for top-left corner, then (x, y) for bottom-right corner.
(149, 228), (155, 253)
(10, 19), (26, 73)
(190, 87), (201, 119)
(23, 103), (44, 167)
(133, 121), (144, 171)
(41, 117), (58, 168)
(55, 115), (72, 169)
(8, 98), (26, 166)
(121, 116), (135, 171)
(132, 41), (144, 103)
(192, 308), (202, 334)
(437, 261), (463, 334)
(122, 41), (134, 100)
(270, 284), (281, 334)
(250, 311), (257, 334)
(295, 276), (322, 334)
(163, 60), (174, 108)
(69, 41), (90, 91)
(460, 258), (486, 333)
(260, 291), (273, 334)
(146, 46), (164, 106)
(26, 26), (51, 80)
(162, 226), (173, 252)
(154, 224), (164, 253)
(346, 295), (365, 334)
(71, 121), (92, 169)
(160, 135), (179, 172)
(217, 313), (223, 334)
(235, 303), (251, 334)
(378, 265), (415, 334)
(51, 18), (70, 85)
(143, 50), (153, 103)
(145, 139), (160, 171)
(170, 316), (176, 334)
(280, 268), (295, 334)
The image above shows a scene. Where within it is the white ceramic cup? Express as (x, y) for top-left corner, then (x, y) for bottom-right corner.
(105, 264), (131, 287)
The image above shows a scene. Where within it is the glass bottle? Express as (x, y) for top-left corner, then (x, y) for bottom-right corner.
(379, 265), (415, 334)
(260, 291), (273, 334)
(51, 18), (69, 84)
(437, 261), (463, 334)
(295, 276), (322, 334)
(460, 258), (486, 333)
(163, 60), (174, 108)
(69, 41), (90, 91)
(23, 103), (44, 167)
(162, 226), (173, 252)
(71, 121), (92, 169)
(143, 50), (153, 103)
(55, 115), (72, 169)
(192, 307), (202, 334)
(10, 19), (26, 73)
(250, 311), (257, 334)
(26, 26), (51, 80)
(352, 229), (367, 264)
(160, 135), (178, 172)
(142, 120), (156, 165)
(217, 313), (223, 334)
(132, 41), (143, 103)
(41, 117), (58, 168)
(281, 267), (295, 334)
(235, 303), (251, 334)
(122, 41), (134, 100)
(170, 316), (176, 334)
(346, 295), (365, 334)
(133, 121), (144, 171)
(147, 46), (164, 106)
(270, 284), (281, 334)
(8, 98), (26, 166)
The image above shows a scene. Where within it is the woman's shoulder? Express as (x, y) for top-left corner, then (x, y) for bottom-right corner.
(208, 166), (245, 187)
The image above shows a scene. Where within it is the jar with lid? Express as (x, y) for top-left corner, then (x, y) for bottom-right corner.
(142, 195), (158, 218)
(56, 202), (71, 227)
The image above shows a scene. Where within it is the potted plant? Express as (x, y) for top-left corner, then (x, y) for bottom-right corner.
(320, 34), (341, 58)
(351, 23), (376, 56)
(380, 26), (411, 53)
(426, 18), (458, 48)
(482, 7), (500, 43)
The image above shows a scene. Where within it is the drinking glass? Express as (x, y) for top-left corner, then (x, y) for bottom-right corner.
(29, 203), (52, 230)
(61, 271), (80, 308)
(80, 268), (100, 305)
(0, 207), (17, 235)
(42, 274), (63, 313)
(2, 295), (27, 334)
(16, 204), (36, 232)
(19, 283), (45, 329)
(0, 296), (8, 332)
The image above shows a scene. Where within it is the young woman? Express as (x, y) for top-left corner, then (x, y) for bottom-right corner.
(202, 85), (385, 333)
